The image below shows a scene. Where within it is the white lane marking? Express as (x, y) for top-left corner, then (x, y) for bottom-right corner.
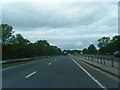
(71, 57), (107, 89)
(1, 63), (29, 71)
(25, 71), (36, 78)
(1, 58), (49, 71)
(55, 60), (56, 61)
(2, 66), (17, 71)
(48, 63), (51, 65)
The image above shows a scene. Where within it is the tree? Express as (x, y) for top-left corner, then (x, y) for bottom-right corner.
(111, 35), (120, 51)
(35, 40), (50, 56)
(1, 24), (14, 44)
(63, 49), (81, 55)
(47, 46), (62, 55)
(97, 37), (111, 48)
(82, 48), (88, 54)
(82, 44), (98, 54)
(1, 24), (62, 59)
(103, 35), (120, 53)
(14, 34), (30, 45)
(87, 44), (97, 54)
(98, 35), (120, 54)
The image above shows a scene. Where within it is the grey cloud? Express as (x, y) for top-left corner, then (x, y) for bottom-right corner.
(49, 38), (99, 50)
(15, 28), (115, 50)
(2, 2), (117, 29)
(2, 2), (118, 50)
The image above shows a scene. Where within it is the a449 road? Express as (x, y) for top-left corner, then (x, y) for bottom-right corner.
(2, 55), (119, 89)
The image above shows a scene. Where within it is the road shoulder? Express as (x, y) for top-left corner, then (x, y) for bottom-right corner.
(71, 55), (119, 88)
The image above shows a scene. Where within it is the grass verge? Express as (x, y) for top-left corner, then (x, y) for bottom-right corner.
(2, 56), (52, 69)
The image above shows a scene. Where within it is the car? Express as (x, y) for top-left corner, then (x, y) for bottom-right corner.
(114, 51), (120, 57)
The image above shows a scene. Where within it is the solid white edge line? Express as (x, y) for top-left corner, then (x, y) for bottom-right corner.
(2, 65), (19, 71)
(1, 58), (50, 71)
(1, 63), (29, 71)
(71, 57), (107, 89)
(25, 71), (36, 78)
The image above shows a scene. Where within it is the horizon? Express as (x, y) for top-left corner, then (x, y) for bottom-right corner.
(1, 1), (118, 50)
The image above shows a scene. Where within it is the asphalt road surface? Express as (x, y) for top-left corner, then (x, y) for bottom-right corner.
(2, 55), (119, 88)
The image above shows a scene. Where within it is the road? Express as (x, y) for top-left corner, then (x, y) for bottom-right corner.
(2, 55), (119, 88)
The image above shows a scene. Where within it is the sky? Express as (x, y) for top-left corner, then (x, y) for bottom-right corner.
(0, 0), (118, 50)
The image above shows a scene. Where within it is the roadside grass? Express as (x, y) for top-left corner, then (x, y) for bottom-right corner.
(2, 56), (52, 69)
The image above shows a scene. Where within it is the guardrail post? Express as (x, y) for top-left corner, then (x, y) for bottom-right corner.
(103, 57), (105, 65)
(92, 56), (93, 61)
(111, 58), (113, 67)
(97, 57), (98, 63)
(100, 57), (102, 64)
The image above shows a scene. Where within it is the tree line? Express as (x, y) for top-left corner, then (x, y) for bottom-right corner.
(63, 35), (120, 55)
(63, 49), (81, 55)
(1, 24), (62, 60)
(62, 35), (119, 55)
(1, 24), (119, 59)
(82, 35), (120, 55)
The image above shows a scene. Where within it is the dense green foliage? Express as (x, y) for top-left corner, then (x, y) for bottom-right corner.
(82, 44), (98, 54)
(82, 36), (120, 54)
(63, 50), (81, 55)
(97, 37), (111, 48)
(1, 24), (119, 58)
(1, 24), (62, 60)
(98, 36), (120, 54)
(1, 24), (14, 44)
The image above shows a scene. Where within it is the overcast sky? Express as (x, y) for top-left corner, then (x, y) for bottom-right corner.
(1, 1), (118, 50)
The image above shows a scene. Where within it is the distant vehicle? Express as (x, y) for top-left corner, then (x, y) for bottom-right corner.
(63, 52), (67, 55)
(114, 51), (120, 57)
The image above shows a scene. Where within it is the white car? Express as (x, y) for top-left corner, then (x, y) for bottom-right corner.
(114, 51), (120, 57)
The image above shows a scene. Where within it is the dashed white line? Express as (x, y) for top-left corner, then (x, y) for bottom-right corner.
(71, 57), (107, 89)
(25, 71), (36, 78)
(48, 63), (51, 65)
